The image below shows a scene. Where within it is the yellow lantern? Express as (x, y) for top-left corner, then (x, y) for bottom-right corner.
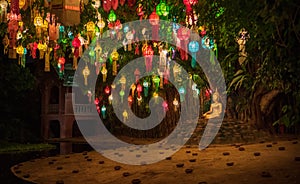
(44, 47), (52, 72)
(123, 110), (128, 122)
(19, 0), (25, 9)
(86, 21), (96, 41)
(82, 65), (90, 86)
(16, 45), (24, 66)
(38, 42), (47, 59)
(34, 14), (43, 38)
(130, 83), (136, 97)
(101, 65), (107, 82)
(111, 49), (119, 76)
(119, 75), (126, 90)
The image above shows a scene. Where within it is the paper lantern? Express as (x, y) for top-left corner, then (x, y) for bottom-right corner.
(101, 105), (107, 119)
(130, 84), (136, 97)
(136, 3), (144, 20)
(156, 0), (169, 17)
(188, 41), (199, 68)
(153, 76), (160, 92)
(101, 65), (108, 82)
(143, 81), (149, 97)
(153, 92), (159, 103)
(149, 10), (160, 41)
(86, 21), (96, 41)
(179, 86), (186, 102)
(173, 98), (179, 111)
(119, 90), (125, 103)
(125, 31), (134, 51)
(104, 85), (110, 95)
(128, 95), (133, 107)
(123, 110), (128, 122)
(137, 96), (142, 106)
(34, 14), (43, 38)
(111, 49), (119, 76)
(162, 101), (168, 112)
(0, 0), (8, 23)
(119, 75), (126, 90)
(38, 42), (47, 59)
(177, 27), (190, 60)
(72, 36), (81, 69)
(136, 83), (142, 98)
(16, 45), (24, 66)
(142, 44), (154, 72)
(97, 13), (105, 36)
(108, 94), (113, 104)
(108, 10), (117, 22)
(82, 65), (90, 86)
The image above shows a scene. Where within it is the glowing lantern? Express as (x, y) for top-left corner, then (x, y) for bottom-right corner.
(108, 10), (117, 22)
(86, 21), (96, 41)
(111, 49), (119, 76)
(156, 0), (169, 17)
(136, 83), (142, 98)
(143, 81), (149, 97)
(97, 13), (105, 36)
(123, 110), (128, 122)
(202, 36), (215, 65)
(38, 41), (47, 59)
(101, 65), (107, 82)
(119, 90), (125, 103)
(101, 105), (107, 119)
(119, 75), (126, 90)
(136, 3), (144, 20)
(0, 0), (8, 23)
(188, 40), (199, 68)
(104, 86), (110, 95)
(173, 98), (179, 111)
(128, 95), (133, 107)
(153, 76), (160, 92)
(130, 84), (136, 97)
(16, 30), (22, 40)
(34, 14), (43, 38)
(125, 30), (134, 51)
(82, 65), (90, 86)
(177, 27), (190, 61)
(149, 10), (160, 41)
(179, 86), (186, 102)
(16, 45), (24, 67)
(58, 57), (65, 78)
(108, 94), (113, 104)
(142, 43), (154, 72)
(162, 101), (168, 112)
(72, 36), (81, 69)
(153, 92), (159, 103)
(137, 96), (142, 106)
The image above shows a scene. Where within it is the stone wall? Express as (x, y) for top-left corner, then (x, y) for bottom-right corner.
(187, 119), (271, 145)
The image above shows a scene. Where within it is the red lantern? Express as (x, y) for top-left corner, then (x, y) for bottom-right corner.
(128, 95), (133, 107)
(149, 10), (160, 42)
(104, 86), (111, 95)
(177, 27), (190, 60)
(103, 0), (112, 12)
(58, 57), (65, 73)
(72, 36), (81, 57)
(136, 83), (142, 98)
(142, 44), (154, 72)
(127, 0), (136, 7)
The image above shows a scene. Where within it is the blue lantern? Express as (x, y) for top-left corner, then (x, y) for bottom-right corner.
(178, 86), (186, 102)
(101, 105), (107, 119)
(188, 41), (199, 68)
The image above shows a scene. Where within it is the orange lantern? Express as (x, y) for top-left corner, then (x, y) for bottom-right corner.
(111, 49), (119, 76)
(149, 10), (160, 42)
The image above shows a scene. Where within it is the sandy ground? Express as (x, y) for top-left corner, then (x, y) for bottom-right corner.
(11, 139), (300, 184)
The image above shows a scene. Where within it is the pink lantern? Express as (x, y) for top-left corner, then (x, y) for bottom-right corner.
(177, 27), (190, 60)
(142, 44), (154, 72)
(149, 10), (160, 42)
(72, 36), (81, 69)
(162, 101), (168, 112)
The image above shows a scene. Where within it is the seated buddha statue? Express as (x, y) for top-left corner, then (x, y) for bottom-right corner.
(203, 90), (222, 119)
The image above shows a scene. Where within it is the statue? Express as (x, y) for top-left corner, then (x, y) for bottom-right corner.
(203, 90), (222, 119)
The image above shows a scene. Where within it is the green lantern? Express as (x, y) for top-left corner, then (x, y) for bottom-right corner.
(108, 10), (117, 22)
(156, 0), (170, 17)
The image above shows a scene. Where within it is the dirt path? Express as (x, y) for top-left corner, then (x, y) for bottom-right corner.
(12, 139), (300, 184)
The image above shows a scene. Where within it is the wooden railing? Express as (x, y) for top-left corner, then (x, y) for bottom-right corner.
(47, 104), (96, 115)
